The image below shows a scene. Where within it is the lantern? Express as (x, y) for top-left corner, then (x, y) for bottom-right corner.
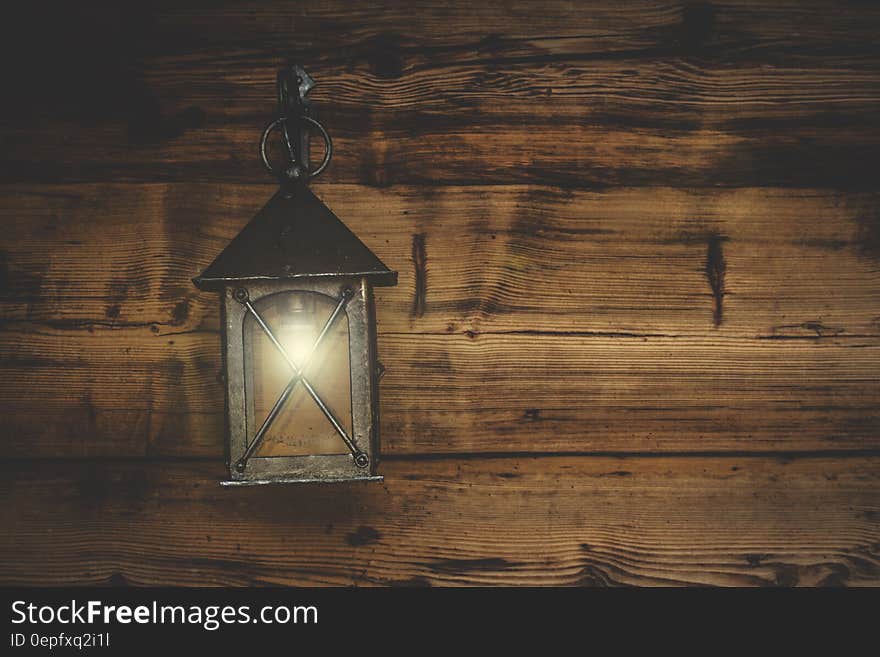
(193, 65), (397, 485)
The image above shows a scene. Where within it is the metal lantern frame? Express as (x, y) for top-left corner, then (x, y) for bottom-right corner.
(193, 65), (397, 485)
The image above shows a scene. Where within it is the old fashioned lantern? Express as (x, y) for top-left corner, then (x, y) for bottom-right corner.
(193, 65), (397, 485)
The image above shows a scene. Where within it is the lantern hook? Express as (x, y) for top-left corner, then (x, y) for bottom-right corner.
(259, 64), (333, 185)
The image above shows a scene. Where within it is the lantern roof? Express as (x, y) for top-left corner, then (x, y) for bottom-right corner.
(193, 187), (397, 289)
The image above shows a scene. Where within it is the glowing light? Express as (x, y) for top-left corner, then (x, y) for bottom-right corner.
(278, 311), (319, 370)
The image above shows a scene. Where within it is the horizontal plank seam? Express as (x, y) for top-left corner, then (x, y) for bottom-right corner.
(147, 38), (880, 70)
(382, 449), (880, 461)
(3, 449), (880, 466)
(386, 330), (880, 340)
(4, 177), (880, 191)
(3, 323), (879, 342)
(1, 183), (877, 192)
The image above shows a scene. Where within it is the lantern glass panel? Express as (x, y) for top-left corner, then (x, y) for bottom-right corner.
(243, 290), (352, 457)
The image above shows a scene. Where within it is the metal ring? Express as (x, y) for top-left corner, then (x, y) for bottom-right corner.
(259, 115), (332, 180)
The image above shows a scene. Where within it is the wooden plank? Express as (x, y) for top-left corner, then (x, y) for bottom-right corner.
(2, 3), (880, 186)
(5, 77), (878, 189)
(2, 184), (879, 338)
(1, 183), (877, 456)
(0, 456), (876, 586)
(141, 0), (880, 57)
(6, 58), (879, 188)
(1, 328), (878, 456)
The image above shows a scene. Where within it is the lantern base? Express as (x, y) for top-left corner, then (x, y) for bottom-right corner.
(220, 474), (384, 487)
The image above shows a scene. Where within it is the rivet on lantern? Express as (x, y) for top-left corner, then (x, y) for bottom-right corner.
(192, 65), (398, 485)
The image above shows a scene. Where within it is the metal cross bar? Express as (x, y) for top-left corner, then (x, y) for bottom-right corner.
(299, 376), (359, 456)
(235, 289), (360, 471)
(237, 290), (351, 466)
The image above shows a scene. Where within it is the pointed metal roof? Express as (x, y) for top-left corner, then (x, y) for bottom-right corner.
(193, 186), (397, 289)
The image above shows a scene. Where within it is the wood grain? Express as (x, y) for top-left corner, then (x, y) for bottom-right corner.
(3, 184), (878, 337)
(2, 184), (878, 456)
(0, 456), (876, 586)
(1, 0), (878, 587)
(2, 2), (879, 187)
(2, 328), (878, 456)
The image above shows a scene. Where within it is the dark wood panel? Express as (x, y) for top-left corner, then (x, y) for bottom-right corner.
(5, 69), (878, 188)
(3, 184), (879, 337)
(144, 0), (880, 57)
(1, 1), (878, 589)
(2, 2), (879, 186)
(0, 456), (876, 586)
(2, 183), (878, 457)
(383, 332), (880, 454)
(2, 329), (877, 456)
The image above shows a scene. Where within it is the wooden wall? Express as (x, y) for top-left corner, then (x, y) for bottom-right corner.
(0, 0), (878, 586)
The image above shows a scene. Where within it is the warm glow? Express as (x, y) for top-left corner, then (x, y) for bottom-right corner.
(246, 290), (353, 457)
(278, 312), (319, 369)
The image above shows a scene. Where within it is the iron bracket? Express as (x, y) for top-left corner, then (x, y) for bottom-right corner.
(260, 64), (332, 190)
